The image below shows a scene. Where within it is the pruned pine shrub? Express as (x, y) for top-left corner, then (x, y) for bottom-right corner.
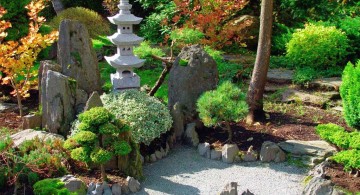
(64, 107), (131, 181)
(332, 150), (360, 172)
(286, 24), (349, 70)
(197, 81), (248, 142)
(101, 90), (172, 145)
(48, 7), (110, 38)
(33, 179), (74, 195)
(340, 61), (360, 129)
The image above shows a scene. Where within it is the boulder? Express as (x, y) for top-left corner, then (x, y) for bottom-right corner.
(41, 70), (76, 135)
(308, 77), (342, 92)
(58, 20), (101, 94)
(260, 141), (286, 163)
(168, 45), (218, 139)
(75, 89), (88, 114)
(171, 102), (185, 140)
(38, 60), (62, 105)
(0, 103), (17, 113)
(59, 175), (86, 194)
(84, 91), (103, 111)
(22, 114), (42, 130)
(222, 144), (239, 163)
(198, 142), (211, 158)
(302, 177), (335, 195)
(184, 123), (199, 147)
(278, 140), (337, 158)
(210, 149), (222, 160)
(308, 161), (330, 179)
(219, 182), (238, 195)
(10, 129), (64, 148)
(126, 176), (140, 193)
(267, 69), (294, 84)
(111, 183), (122, 195)
(281, 89), (330, 107)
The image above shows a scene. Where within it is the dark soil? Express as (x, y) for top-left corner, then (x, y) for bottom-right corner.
(77, 169), (127, 186)
(326, 163), (360, 193)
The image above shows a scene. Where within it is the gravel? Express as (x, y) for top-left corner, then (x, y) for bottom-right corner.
(135, 145), (307, 195)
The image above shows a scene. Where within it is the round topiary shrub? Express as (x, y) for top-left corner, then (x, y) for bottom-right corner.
(196, 81), (248, 142)
(340, 60), (360, 129)
(286, 24), (349, 69)
(33, 178), (73, 195)
(101, 90), (173, 145)
(48, 7), (110, 38)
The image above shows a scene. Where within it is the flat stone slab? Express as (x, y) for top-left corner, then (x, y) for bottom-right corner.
(282, 89), (329, 107)
(278, 140), (337, 158)
(267, 69), (294, 84)
(308, 77), (342, 92)
(10, 129), (64, 147)
(0, 102), (17, 113)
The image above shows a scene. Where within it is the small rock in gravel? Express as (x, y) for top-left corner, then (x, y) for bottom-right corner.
(22, 114), (42, 130)
(184, 122), (200, 147)
(87, 182), (95, 194)
(150, 153), (157, 162)
(198, 142), (211, 158)
(121, 183), (130, 194)
(160, 147), (166, 157)
(210, 149), (222, 160)
(219, 182), (238, 195)
(165, 142), (170, 155)
(155, 150), (163, 160)
(126, 176), (141, 193)
(260, 141), (286, 163)
(111, 183), (122, 195)
(241, 189), (254, 195)
(222, 144), (239, 163)
(243, 146), (257, 162)
(92, 183), (103, 195)
(102, 182), (112, 195)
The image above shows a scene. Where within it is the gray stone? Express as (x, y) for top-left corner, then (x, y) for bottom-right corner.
(140, 155), (144, 164)
(165, 142), (170, 155)
(91, 183), (103, 195)
(150, 153), (157, 162)
(267, 69), (294, 84)
(10, 129), (64, 148)
(58, 20), (101, 94)
(308, 161), (330, 179)
(222, 144), (240, 163)
(84, 91), (103, 112)
(38, 60), (62, 105)
(22, 114), (42, 130)
(302, 177), (335, 195)
(184, 123), (199, 147)
(120, 183), (129, 194)
(278, 140), (337, 158)
(75, 89), (88, 114)
(41, 70), (76, 135)
(260, 141), (286, 163)
(160, 147), (166, 157)
(243, 146), (258, 162)
(171, 102), (184, 140)
(241, 189), (254, 195)
(198, 142), (211, 158)
(210, 149), (222, 160)
(332, 106), (343, 112)
(0, 103), (17, 113)
(219, 182), (238, 195)
(281, 89), (329, 107)
(155, 150), (163, 160)
(111, 183), (122, 195)
(309, 77), (342, 92)
(102, 182), (112, 195)
(87, 182), (95, 194)
(59, 175), (86, 194)
(126, 176), (140, 193)
(168, 45), (218, 139)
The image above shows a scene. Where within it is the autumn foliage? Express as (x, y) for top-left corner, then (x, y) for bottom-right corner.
(0, 0), (58, 116)
(173, 0), (250, 49)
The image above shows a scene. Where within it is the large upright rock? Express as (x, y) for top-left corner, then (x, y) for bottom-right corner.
(38, 60), (62, 104)
(42, 70), (76, 135)
(168, 45), (218, 138)
(58, 20), (101, 94)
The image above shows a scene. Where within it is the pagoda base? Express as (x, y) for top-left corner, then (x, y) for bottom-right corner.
(111, 72), (140, 91)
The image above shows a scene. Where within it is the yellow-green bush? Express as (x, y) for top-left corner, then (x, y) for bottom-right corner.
(49, 7), (110, 38)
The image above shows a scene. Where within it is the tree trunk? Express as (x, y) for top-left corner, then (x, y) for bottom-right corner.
(51, 0), (65, 15)
(148, 55), (173, 96)
(225, 121), (233, 143)
(246, 0), (274, 124)
(100, 164), (107, 181)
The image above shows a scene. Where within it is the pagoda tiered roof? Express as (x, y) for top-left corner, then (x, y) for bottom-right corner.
(108, 33), (143, 46)
(105, 54), (145, 68)
(108, 14), (142, 25)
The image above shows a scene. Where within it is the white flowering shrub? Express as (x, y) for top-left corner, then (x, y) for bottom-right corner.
(101, 90), (173, 145)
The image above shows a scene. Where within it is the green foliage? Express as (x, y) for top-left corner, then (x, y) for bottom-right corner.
(71, 131), (97, 146)
(113, 141), (132, 156)
(49, 7), (110, 38)
(134, 41), (165, 68)
(101, 90), (173, 145)
(272, 23), (294, 55)
(293, 67), (317, 84)
(139, 2), (176, 43)
(338, 16), (360, 62)
(136, 68), (169, 102)
(340, 61), (360, 129)
(90, 148), (112, 164)
(70, 147), (91, 163)
(332, 150), (360, 172)
(170, 28), (204, 45)
(79, 107), (115, 127)
(60, 0), (105, 15)
(286, 24), (349, 70)
(33, 178), (74, 195)
(197, 81), (248, 127)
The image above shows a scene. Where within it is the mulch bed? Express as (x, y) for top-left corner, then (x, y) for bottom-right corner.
(326, 164), (360, 193)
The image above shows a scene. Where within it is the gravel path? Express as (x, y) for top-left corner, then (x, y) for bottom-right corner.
(135, 145), (307, 195)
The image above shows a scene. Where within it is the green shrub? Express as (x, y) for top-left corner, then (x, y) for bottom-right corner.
(338, 17), (360, 62)
(60, 0), (105, 15)
(293, 67), (318, 84)
(316, 123), (360, 150)
(332, 149), (360, 172)
(286, 24), (349, 70)
(197, 81), (248, 142)
(33, 179), (74, 195)
(101, 90), (172, 145)
(340, 61), (360, 129)
(134, 41), (165, 68)
(49, 7), (110, 38)
(170, 28), (204, 46)
(272, 23), (294, 55)
(65, 107), (131, 180)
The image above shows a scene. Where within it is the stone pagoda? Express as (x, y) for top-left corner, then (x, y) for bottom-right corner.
(105, 0), (145, 90)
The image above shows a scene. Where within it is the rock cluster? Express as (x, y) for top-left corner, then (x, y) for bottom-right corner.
(85, 176), (141, 195)
(144, 143), (170, 164)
